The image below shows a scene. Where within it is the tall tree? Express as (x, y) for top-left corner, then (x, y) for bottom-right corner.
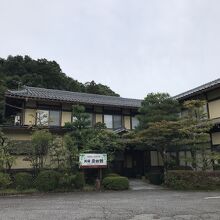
(27, 130), (52, 173)
(137, 93), (180, 129)
(180, 100), (214, 170)
(0, 130), (15, 171)
(64, 105), (122, 170)
(135, 120), (182, 171)
(0, 55), (119, 124)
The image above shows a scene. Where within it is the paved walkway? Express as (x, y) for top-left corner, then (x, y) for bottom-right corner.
(0, 190), (219, 219)
(129, 179), (164, 190)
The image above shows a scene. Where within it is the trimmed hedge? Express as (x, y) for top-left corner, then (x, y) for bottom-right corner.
(0, 172), (11, 189)
(35, 170), (60, 191)
(106, 173), (120, 177)
(165, 170), (220, 190)
(15, 172), (33, 190)
(102, 176), (129, 190)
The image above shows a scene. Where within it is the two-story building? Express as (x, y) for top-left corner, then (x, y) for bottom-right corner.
(174, 78), (220, 169)
(3, 86), (143, 175)
(2, 78), (220, 176)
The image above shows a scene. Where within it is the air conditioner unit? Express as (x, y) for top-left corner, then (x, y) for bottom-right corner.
(14, 115), (21, 126)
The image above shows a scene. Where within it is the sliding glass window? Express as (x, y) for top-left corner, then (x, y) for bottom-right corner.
(36, 110), (60, 126)
(36, 110), (49, 126)
(104, 115), (113, 129)
(113, 115), (122, 129)
(49, 110), (60, 126)
(132, 116), (139, 129)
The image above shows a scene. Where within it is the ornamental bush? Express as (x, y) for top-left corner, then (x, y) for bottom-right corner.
(0, 172), (11, 189)
(102, 176), (129, 190)
(165, 170), (220, 190)
(35, 170), (60, 191)
(106, 173), (120, 177)
(15, 172), (33, 190)
(59, 173), (76, 189)
(74, 172), (85, 189)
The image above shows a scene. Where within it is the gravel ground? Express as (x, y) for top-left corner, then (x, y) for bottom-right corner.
(0, 189), (219, 220)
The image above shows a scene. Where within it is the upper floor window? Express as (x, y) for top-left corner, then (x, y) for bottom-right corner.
(36, 110), (60, 126)
(36, 110), (49, 126)
(104, 115), (123, 129)
(49, 110), (60, 126)
(113, 115), (122, 129)
(104, 115), (113, 129)
(132, 116), (139, 129)
(88, 113), (93, 127)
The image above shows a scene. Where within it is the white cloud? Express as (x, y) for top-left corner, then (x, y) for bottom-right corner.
(0, 0), (220, 98)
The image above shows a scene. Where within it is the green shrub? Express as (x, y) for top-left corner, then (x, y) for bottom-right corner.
(59, 173), (76, 189)
(15, 172), (33, 190)
(74, 173), (85, 189)
(0, 172), (11, 189)
(35, 170), (60, 191)
(106, 173), (120, 177)
(165, 171), (220, 190)
(102, 176), (129, 190)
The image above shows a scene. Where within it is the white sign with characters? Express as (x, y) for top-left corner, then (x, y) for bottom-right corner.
(79, 153), (107, 168)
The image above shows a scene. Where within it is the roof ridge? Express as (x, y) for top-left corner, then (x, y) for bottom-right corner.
(23, 86), (143, 101)
(174, 78), (220, 99)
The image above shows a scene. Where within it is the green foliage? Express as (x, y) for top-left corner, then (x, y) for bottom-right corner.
(135, 120), (182, 171)
(129, 97), (212, 172)
(84, 129), (123, 162)
(64, 105), (123, 170)
(63, 134), (78, 172)
(59, 173), (76, 189)
(102, 176), (129, 190)
(35, 170), (60, 191)
(49, 136), (68, 170)
(138, 93), (180, 129)
(106, 173), (120, 177)
(14, 172), (33, 190)
(27, 130), (52, 171)
(8, 140), (32, 155)
(0, 83), (6, 124)
(0, 55), (118, 123)
(0, 130), (15, 171)
(71, 105), (91, 130)
(74, 172), (85, 189)
(165, 170), (220, 190)
(85, 81), (119, 97)
(179, 100), (213, 170)
(0, 172), (11, 189)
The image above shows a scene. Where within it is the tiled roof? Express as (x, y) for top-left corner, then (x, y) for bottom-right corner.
(174, 78), (220, 100)
(6, 86), (142, 109)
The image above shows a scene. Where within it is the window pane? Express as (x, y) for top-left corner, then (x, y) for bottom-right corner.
(104, 115), (113, 128)
(113, 115), (122, 129)
(36, 110), (49, 126)
(88, 113), (93, 127)
(132, 116), (139, 129)
(150, 151), (158, 166)
(49, 110), (60, 126)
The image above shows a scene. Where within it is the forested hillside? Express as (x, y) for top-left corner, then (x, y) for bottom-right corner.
(0, 55), (119, 123)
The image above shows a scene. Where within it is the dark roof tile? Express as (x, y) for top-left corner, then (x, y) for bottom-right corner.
(174, 78), (220, 100)
(6, 86), (142, 108)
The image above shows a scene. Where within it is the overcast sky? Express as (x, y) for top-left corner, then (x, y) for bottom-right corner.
(1, 0), (220, 98)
